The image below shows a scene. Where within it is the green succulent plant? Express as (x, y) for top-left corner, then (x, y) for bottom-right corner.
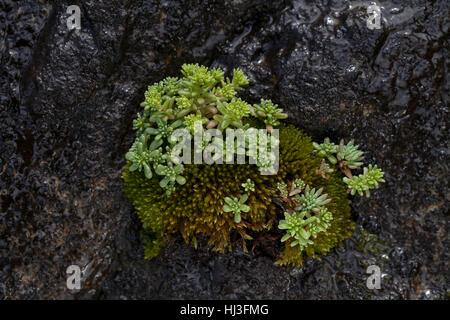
(292, 178), (306, 194)
(144, 85), (163, 108)
(296, 185), (331, 213)
(214, 98), (252, 130)
(155, 163), (186, 193)
(231, 68), (249, 86)
(313, 137), (384, 198)
(343, 164), (385, 197)
(312, 138), (338, 164)
(175, 96), (192, 109)
(130, 63), (285, 189)
(279, 211), (315, 250)
(183, 113), (207, 132)
(145, 118), (183, 141)
(277, 174), (334, 253)
(252, 99), (288, 130)
(278, 205), (334, 251)
(241, 179), (255, 193)
(140, 64), (252, 125)
(125, 134), (164, 179)
(337, 139), (364, 170)
(133, 113), (150, 135)
(223, 194), (250, 223)
(180, 64), (223, 89)
(128, 64), (266, 195)
(307, 207), (333, 234)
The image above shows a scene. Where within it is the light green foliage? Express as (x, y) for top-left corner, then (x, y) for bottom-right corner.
(313, 138), (338, 164)
(128, 64), (283, 194)
(125, 134), (164, 179)
(144, 85), (162, 108)
(252, 99), (288, 129)
(343, 164), (385, 197)
(292, 178), (306, 192)
(308, 207), (333, 235)
(277, 182), (288, 197)
(313, 137), (384, 198)
(146, 118), (183, 141)
(297, 185), (331, 213)
(279, 211), (315, 250)
(176, 96), (192, 110)
(232, 68), (249, 86)
(337, 139), (364, 169)
(214, 97), (252, 130)
(223, 194), (250, 223)
(127, 116), (184, 193)
(277, 178), (333, 252)
(241, 179), (255, 193)
(133, 113), (150, 135)
(278, 207), (332, 250)
(155, 164), (186, 194)
(184, 113), (206, 132)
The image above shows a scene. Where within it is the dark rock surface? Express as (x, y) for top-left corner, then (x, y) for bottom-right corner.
(0, 0), (448, 299)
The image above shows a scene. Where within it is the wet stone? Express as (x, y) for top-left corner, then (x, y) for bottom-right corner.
(0, 0), (448, 299)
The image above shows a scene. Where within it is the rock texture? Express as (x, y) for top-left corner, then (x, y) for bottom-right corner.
(0, 0), (448, 299)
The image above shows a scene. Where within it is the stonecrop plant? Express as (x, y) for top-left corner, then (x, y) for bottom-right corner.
(123, 63), (385, 267)
(277, 179), (333, 250)
(313, 139), (385, 197)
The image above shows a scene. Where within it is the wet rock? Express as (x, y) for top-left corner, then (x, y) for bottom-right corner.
(0, 0), (448, 299)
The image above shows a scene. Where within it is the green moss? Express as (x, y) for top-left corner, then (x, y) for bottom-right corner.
(356, 225), (388, 256)
(124, 160), (278, 252)
(123, 125), (354, 266)
(140, 229), (165, 259)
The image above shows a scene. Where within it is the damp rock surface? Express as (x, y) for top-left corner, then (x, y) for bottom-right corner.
(0, 0), (448, 299)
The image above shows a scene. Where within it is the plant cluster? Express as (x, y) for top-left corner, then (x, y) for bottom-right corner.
(343, 164), (385, 197)
(223, 194), (250, 223)
(277, 179), (333, 250)
(222, 177), (260, 223)
(313, 138), (385, 197)
(123, 64), (385, 266)
(126, 63), (284, 195)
